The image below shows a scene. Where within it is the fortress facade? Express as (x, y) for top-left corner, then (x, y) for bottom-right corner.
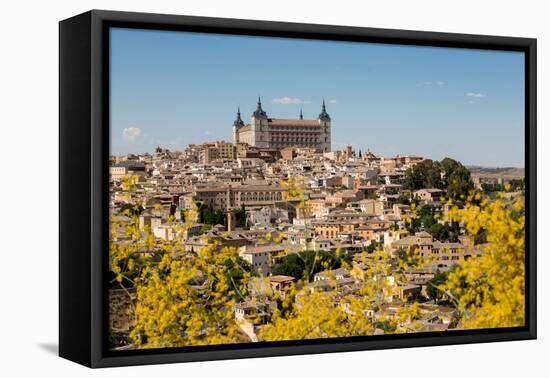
(233, 98), (331, 152)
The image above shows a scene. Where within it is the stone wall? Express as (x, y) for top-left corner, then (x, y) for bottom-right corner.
(109, 288), (136, 332)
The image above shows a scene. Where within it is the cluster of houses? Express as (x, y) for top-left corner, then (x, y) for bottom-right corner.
(109, 142), (489, 343)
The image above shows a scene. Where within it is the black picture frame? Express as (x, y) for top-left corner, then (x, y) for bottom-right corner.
(59, 9), (537, 368)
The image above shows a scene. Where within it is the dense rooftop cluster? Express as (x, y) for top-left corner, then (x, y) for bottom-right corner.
(109, 141), (524, 347)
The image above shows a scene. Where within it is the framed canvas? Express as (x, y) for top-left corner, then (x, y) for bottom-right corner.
(59, 10), (537, 368)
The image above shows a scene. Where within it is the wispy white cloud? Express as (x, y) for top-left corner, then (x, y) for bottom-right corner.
(465, 92), (487, 98)
(271, 97), (311, 105)
(418, 80), (446, 87)
(122, 127), (141, 143)
(328, 99), (337, 104)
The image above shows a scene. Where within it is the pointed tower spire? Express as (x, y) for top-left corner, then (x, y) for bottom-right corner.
(299, 108), (303, 120)
(319, 99), (331, 121)
(233, 106), (244, 128)
(253, 96), (267, 118)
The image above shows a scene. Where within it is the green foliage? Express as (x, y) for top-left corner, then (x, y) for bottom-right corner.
(224, 256), (254, 295)
(482, 179), (524, 194)
(404, 160), (443, 191)
(442, 158), (474, 201)
(120, 203), (143, 217)
(365, 240), (380, 253)
(271, 250), (347, 281)
(508, 179), (525, 191)
(235, 204), (247, 229)
(404, 157), (474, 201)
(199, 224), (213, 235)
(197, 204), (226, 225)
(406, 204), (459, 242)
(271, 254), (305, 279)
(474, 227), (488, 244)
(426, 271), (449, 301)
(429, 221), (460, 242)
(109, 327), (130, 350)
(393, 194), (411, 205)
(366, 191), (378, 200)
(407, 204), (436, 234)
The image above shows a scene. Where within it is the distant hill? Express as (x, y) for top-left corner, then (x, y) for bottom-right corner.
(467, 166), (525, 179)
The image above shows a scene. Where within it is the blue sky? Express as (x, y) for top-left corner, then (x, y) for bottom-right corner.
(110, 27), (525, 167)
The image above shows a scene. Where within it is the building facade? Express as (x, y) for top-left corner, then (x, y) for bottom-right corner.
(233, 98), (331, 152)
(180, 183), (287, 210)
(198, 141), (236, 164)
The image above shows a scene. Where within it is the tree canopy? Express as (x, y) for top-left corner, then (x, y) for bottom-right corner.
(404, 157), (474, 201)
(271, 250), (351, 281)
(406, 204), (460, 242)
(197, 204), (226, 226)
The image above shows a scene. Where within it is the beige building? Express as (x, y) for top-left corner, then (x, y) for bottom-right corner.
(110, 166), (128, 180)
(183, 143), (202, 163)
(233, 98), (331, 152)
(239, 245), (273, 276)
(181, 183), (286, 210)
(347, 198), (384, 215)
(325, 190), (365, 208)
(110, 160), (147, 181)
(413, 188), (444, 203)
(199, 141), (236, 164)
(269, 275), (296, 296)
(391, 231), (485, 266)
(308, 198), (329, 218)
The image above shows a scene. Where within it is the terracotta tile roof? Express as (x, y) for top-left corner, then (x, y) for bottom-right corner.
(269, 275), (296, 283)
(268, 119), (321, 127)
(242, 244), (286, 254)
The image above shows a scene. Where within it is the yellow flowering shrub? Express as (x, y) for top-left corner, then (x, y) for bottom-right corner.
(443, 194), (525, 329)
(130, 243), (250, 348)
(110, 173), (525, 348)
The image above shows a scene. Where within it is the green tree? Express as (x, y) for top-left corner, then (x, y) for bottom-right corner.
(404, 157), (473, 201)
(445, 166), (474, 201)
(235, 204), (247, 229)
(271, 250), (346, 281)
(200, 206), (226, 225)
(426, 271), (449, 302)
(404, 160), (443, 191)
(365, 240), (379, 253)
(393, 194), (411, 205)
(271, 254), (305, 279)
(508, 179), (525, 191)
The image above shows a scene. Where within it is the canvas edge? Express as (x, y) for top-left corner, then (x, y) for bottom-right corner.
(57, 9), (537, 368)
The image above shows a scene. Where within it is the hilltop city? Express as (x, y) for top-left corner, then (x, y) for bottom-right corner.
(109, 98), (525, 347)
